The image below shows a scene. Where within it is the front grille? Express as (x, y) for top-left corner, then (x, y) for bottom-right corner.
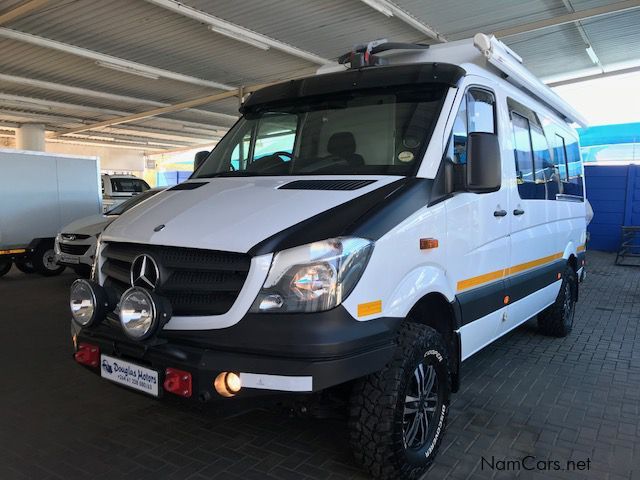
(101, 242), (251, 316)
(61, 233), (90, 240)
(59, 243), (90, 255)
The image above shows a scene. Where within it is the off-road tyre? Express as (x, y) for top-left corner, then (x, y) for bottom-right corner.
(349, 322), (451, 480)
(537, 265), (577, 337)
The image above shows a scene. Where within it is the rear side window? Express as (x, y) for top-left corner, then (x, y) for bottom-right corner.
(511, 113), (536, 198)
(564, 139), (584, 198)
(553, 134), (569, 181)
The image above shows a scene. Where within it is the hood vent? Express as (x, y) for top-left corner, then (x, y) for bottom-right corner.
(168, 182), (207, 191)
(279, 179), (376, 191)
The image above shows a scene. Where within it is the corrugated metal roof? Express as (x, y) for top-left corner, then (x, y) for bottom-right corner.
(582, 9), (640, 66)
(505, 23), (596, 78)
(0, 0), (637, 150)
(394, 0), (568, 40)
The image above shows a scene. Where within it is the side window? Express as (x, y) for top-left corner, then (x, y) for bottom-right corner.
(230, 132), (251, 170)
(446, 94), (467, 164)
(564, 139), (584, 198)
(511, 112), (536, 199)
(530, 125), (552, 182)
(467, 89), (495, 134)
(554, 134), (569, 181)
(445, 87), (495, 165)
(253, 114), (297, 161)
(227, 113), (297, 171)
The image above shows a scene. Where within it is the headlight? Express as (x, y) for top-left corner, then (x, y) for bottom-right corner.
(70, 279), (109, 327)
(250, 237), (373, 313)
(119, 287), (171, 340)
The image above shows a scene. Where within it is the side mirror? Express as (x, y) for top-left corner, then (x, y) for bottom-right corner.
(466, 132), (501, 193)
(193, 151), (209, 172)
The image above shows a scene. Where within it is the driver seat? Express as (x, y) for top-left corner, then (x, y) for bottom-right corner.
(327, 132), (365, 167)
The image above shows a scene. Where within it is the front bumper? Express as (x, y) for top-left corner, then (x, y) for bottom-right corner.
(73, 307), (400, 401)
(55, 239), (96, 268)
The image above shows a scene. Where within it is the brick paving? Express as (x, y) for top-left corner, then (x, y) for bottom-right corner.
(0, 251), (639, 479)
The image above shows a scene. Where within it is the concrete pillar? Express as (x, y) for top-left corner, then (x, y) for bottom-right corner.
(15, 123), (46, 151)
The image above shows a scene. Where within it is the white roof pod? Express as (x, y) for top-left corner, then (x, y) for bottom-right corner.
(473, 33), (588, 128)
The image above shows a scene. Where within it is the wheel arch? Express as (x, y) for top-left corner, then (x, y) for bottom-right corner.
(406, 291), (462, 392)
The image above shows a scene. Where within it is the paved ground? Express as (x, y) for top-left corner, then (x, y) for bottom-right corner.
(1, 251), (639, 480)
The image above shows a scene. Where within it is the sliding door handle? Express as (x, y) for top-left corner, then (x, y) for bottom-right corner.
(493, 209), (507, 217)
(513, 208), (525, 216)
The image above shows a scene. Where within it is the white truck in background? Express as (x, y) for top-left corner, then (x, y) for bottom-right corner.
(0, 149), (101, 277)
(101, 173), (150, 213)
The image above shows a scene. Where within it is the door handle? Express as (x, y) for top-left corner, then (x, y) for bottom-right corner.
(493, 209), (507, 217)
(513, 208), (525, 216)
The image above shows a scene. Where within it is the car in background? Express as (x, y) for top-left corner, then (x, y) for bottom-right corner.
(101, 174), (151, 213)
(56, 188), (163, 276)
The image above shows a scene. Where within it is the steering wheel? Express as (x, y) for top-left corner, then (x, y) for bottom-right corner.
(271, 151), (293, 161)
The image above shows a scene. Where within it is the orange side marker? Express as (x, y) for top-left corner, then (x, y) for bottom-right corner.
(420, 238), (439, 250)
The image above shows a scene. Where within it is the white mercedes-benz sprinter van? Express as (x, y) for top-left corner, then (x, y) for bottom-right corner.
(70, 34), (587, 479)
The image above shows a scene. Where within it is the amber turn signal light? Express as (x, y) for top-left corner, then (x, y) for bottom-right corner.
(420, 238), (439, 250)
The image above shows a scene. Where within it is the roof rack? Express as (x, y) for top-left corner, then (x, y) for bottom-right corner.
(473, 33), (588, 127)
(338, 39), (430, 69)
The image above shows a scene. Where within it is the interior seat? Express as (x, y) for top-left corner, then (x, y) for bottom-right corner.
(327, 132), (365, 167)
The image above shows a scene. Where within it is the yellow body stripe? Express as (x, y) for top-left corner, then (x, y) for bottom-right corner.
(358, 300), (382, 317)
(506, 252), (563, 276)
(457, 252), (564, 292)
(0, 248), (26, 255)
(456, 269), (506, 292)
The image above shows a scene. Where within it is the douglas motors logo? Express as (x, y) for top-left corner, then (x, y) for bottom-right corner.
(101, 359), (113, 374)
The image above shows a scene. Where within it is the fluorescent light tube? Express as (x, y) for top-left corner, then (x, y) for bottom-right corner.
(95, 61), (160, 80)
(585, 46), (599, 64)
(361, 0), (395, 17)
(208, 25), (270, 50)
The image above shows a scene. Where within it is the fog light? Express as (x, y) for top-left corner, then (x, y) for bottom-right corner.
(214, 372), (242, 397)
(258, 294), (284, 311)
(70, 279), (109, 327)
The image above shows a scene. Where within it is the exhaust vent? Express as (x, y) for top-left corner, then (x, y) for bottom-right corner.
(279, 179), (376, 191)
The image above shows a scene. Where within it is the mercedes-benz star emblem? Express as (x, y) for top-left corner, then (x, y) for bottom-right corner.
(130, 254), (160, 290)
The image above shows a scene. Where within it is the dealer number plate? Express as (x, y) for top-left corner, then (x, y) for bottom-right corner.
(61, 254), (80, 264)
(100, 354), (159, 397)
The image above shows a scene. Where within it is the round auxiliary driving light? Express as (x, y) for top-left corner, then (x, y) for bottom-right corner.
(214, 372), (242, 397)
(70, 279), (109, 327)
(119, 287), (171, 341)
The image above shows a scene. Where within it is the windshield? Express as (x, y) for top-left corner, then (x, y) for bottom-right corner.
(110, 177), (150, 193)
(194, 85), (447, 178)
(106, 189), (160, 215)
